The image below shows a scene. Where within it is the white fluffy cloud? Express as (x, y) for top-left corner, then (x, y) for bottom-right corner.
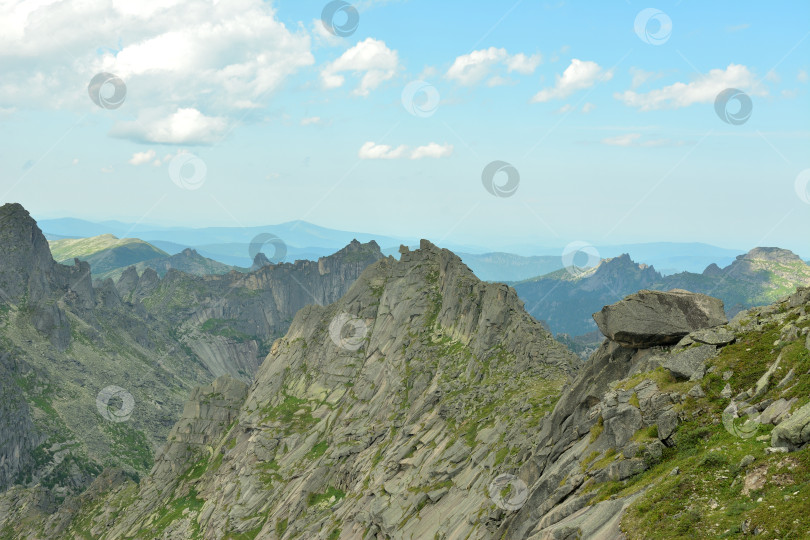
(410, 143), (453, 159)
(321, 38), (400, 96)
(0, 0), (314, 143)
(111, 108), (229, 145)
(358, 141), (453, 160)
(615, 64), (764, 111)
(301, 116), (322, 126)
(531, 59), (612, 103)
(358, 141), (407, 159)
(446, 47), (541, 86)
(128, 149), (156, 165)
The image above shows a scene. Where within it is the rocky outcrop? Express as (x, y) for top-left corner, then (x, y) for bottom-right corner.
(0, 203), (56, 304)
(593, 289), (727, 348)
(661, 344), (716, 381)
(56, 239), (579, 539)
(0, 203), (381, 520)
(40, 377), (248, 539)
(116, 239), (384, 382)
(45, 250), (809, 540)
(771, 402), (810, 451)
(494, 286), (743, 539)
(0, 350), (45, 491)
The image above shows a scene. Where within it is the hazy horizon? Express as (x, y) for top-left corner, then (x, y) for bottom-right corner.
(2, 1), (809, 257)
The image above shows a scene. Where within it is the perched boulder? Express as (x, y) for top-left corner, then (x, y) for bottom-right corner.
(593, 289), (727, 348)
(771, 402), (810, 451)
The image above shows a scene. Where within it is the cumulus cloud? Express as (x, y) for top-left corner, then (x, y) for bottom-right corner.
(615, 64), (765, 111)
(358, 141), (453, 160)
(128, 149), (156, 165)
(410, 142), (453, 159)
(446, 47), (541, 86)
(321, 38), (400, 96)
(358, 141), (407, 159)
(0, 0), (314, 143)
(111, 108), (229, 145)
(531, 59), (612, 103)
(506, 53), (543, 74)
(301, 116), (322, 126)
(582, 102), (596, 113)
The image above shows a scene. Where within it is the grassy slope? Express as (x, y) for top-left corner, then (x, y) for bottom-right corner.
(49, 234), (167, 261)
(602, 314), (810, 538)
(49, 235), (168, 275)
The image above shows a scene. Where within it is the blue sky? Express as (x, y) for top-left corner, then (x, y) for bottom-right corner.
(1, 0), (809, 255)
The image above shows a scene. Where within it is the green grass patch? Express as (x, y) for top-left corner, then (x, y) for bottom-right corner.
(306, 440), (329, 460)
(307, 486), (346, 508)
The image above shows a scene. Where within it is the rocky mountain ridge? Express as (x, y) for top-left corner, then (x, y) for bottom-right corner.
(0, 203), (381, 507)
(11, 244), (809, 538)
(25, 239), (579, 538)
(515, 247), (810, 337)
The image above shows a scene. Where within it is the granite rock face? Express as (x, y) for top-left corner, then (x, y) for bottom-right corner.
(0, 203), (381, 518)
(117, 239), (383, 380)
(35, 270), (771, 540)
(0, 350), (45, 491)
(50, 239), (580, 539)
(593, 289), (728, 348)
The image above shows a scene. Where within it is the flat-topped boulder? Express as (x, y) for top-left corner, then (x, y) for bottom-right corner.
(593, 289), (727, 348)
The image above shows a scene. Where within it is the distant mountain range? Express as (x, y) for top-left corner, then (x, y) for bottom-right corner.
(49, 235), (235, 282)
(514, 247), (810, 338)
(38, 216), (803, 281)
(45, 229), (810, 349)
